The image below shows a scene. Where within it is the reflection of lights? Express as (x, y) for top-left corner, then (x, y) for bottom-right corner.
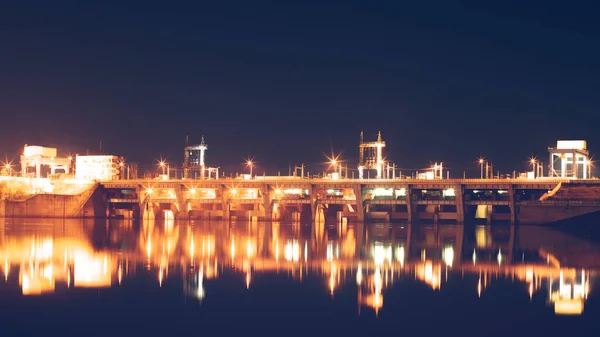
(329, 264), (337, 296)
(526, 268), (533, 282)
(373, 244), (392, 266)
(118, 264), (123, 285)
(356, 264), (363, 285)
(21, 262), (55, 295)
(374, 267), (382, 292)
(159, 267), (164, 287)
(73, 253), (111, 288)
(189, 236), (195, 259)
(284, 240), (299, 262)
(549, 269), (589, 315)
(146, 236), (152, 259)
(529, 282), (533, 300)
(475, 226), (488, 249)
(197, 267), (205, 300)
(497, 249), (503, 265)
(472, 249), (477, 265)
(246, 240), (253, 258)
(246, 271), (251, 289)
(442, 246), (454, 267)
(327, 242), (333, 262)
(418, 261), (441, 290)
(304, 241), (308, 262)
(396, 246), (405, 265)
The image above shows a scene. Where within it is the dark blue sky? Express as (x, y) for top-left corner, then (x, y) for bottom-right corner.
(1, 1), (599, 176)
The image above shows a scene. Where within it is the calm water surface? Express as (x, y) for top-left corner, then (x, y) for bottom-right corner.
(0, 218), (599, 336)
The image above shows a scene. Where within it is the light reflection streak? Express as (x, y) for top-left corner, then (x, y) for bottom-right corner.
(0, 220), (595, 317)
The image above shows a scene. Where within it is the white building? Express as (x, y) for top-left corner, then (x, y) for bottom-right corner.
(20, 145), (72, 178)
(75, 155), (122, 181)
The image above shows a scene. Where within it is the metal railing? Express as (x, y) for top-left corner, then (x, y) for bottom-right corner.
(100, 177), (583, 185)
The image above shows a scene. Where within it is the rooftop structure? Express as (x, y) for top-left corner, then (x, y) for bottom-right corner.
(183, 136), (219, 179)
(20, 145), (72, 178)
(548, 140), (591, 179)
(358, 131), (391, 179)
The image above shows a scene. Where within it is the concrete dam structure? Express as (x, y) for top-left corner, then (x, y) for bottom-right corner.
(3, 178), (600, 225)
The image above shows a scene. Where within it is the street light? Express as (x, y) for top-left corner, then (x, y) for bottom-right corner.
(326, 153), (342, 177)
(478, 158), (485, 179)
(530, 158), (537, 178)
(246, 160), (253, 177)
(159, 160), (166, 175)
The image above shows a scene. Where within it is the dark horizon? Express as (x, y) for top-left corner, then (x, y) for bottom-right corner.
(1, 1), (599, 176)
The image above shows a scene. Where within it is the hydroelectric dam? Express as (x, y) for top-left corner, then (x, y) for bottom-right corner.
(4, 177), (600, 225)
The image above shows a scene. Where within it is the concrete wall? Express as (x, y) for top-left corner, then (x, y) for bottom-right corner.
(1, 185), (105, 218)
(4, 194), (82, 217)
(519, 204), (600, 225)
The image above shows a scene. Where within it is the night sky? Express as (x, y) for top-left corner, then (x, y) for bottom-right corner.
(1, 1), (599, 176)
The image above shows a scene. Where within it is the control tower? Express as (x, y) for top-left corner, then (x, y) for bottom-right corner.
(358, 131), (386, 179)
(183, 136), (208, 179)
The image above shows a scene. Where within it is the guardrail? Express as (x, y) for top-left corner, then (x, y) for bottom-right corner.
(99, 178), (584, 184)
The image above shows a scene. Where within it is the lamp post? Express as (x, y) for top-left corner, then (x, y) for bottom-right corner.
(247, 160), (253, 177)
(530, 158), (537, 179)
(478, 158), (484, 179)
(159, 161), (166, 175)
(331, 158), (338, 176)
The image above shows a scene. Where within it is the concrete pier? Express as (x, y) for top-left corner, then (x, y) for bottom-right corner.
(95, 178), (600, 225)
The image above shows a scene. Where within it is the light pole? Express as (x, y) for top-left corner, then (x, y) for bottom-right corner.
(159, 160), (166, 175)
(247, 160), (253, 177)
(4, 163), (11, 176)
(331, 158), (338, 176)
(478, 158), (484, 179)
(530, 158), (537, 179)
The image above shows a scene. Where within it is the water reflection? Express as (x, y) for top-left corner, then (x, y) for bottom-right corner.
(0, 218), (597, 316)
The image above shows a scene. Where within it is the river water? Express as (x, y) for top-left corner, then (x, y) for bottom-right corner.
(0, 218), (598, 336)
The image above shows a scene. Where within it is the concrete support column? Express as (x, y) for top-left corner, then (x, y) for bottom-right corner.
(353, 184), (364, 222)
(262, 185), (273, 221)
(406, 184), (414, 223)
(174, 184), (187, 220)
(455, 184), (465, 224)
(220, 185), (230, 221)
(310, 184), (318, 222)
(508, 185), (516, 225)
(134, 185), (143, 219)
